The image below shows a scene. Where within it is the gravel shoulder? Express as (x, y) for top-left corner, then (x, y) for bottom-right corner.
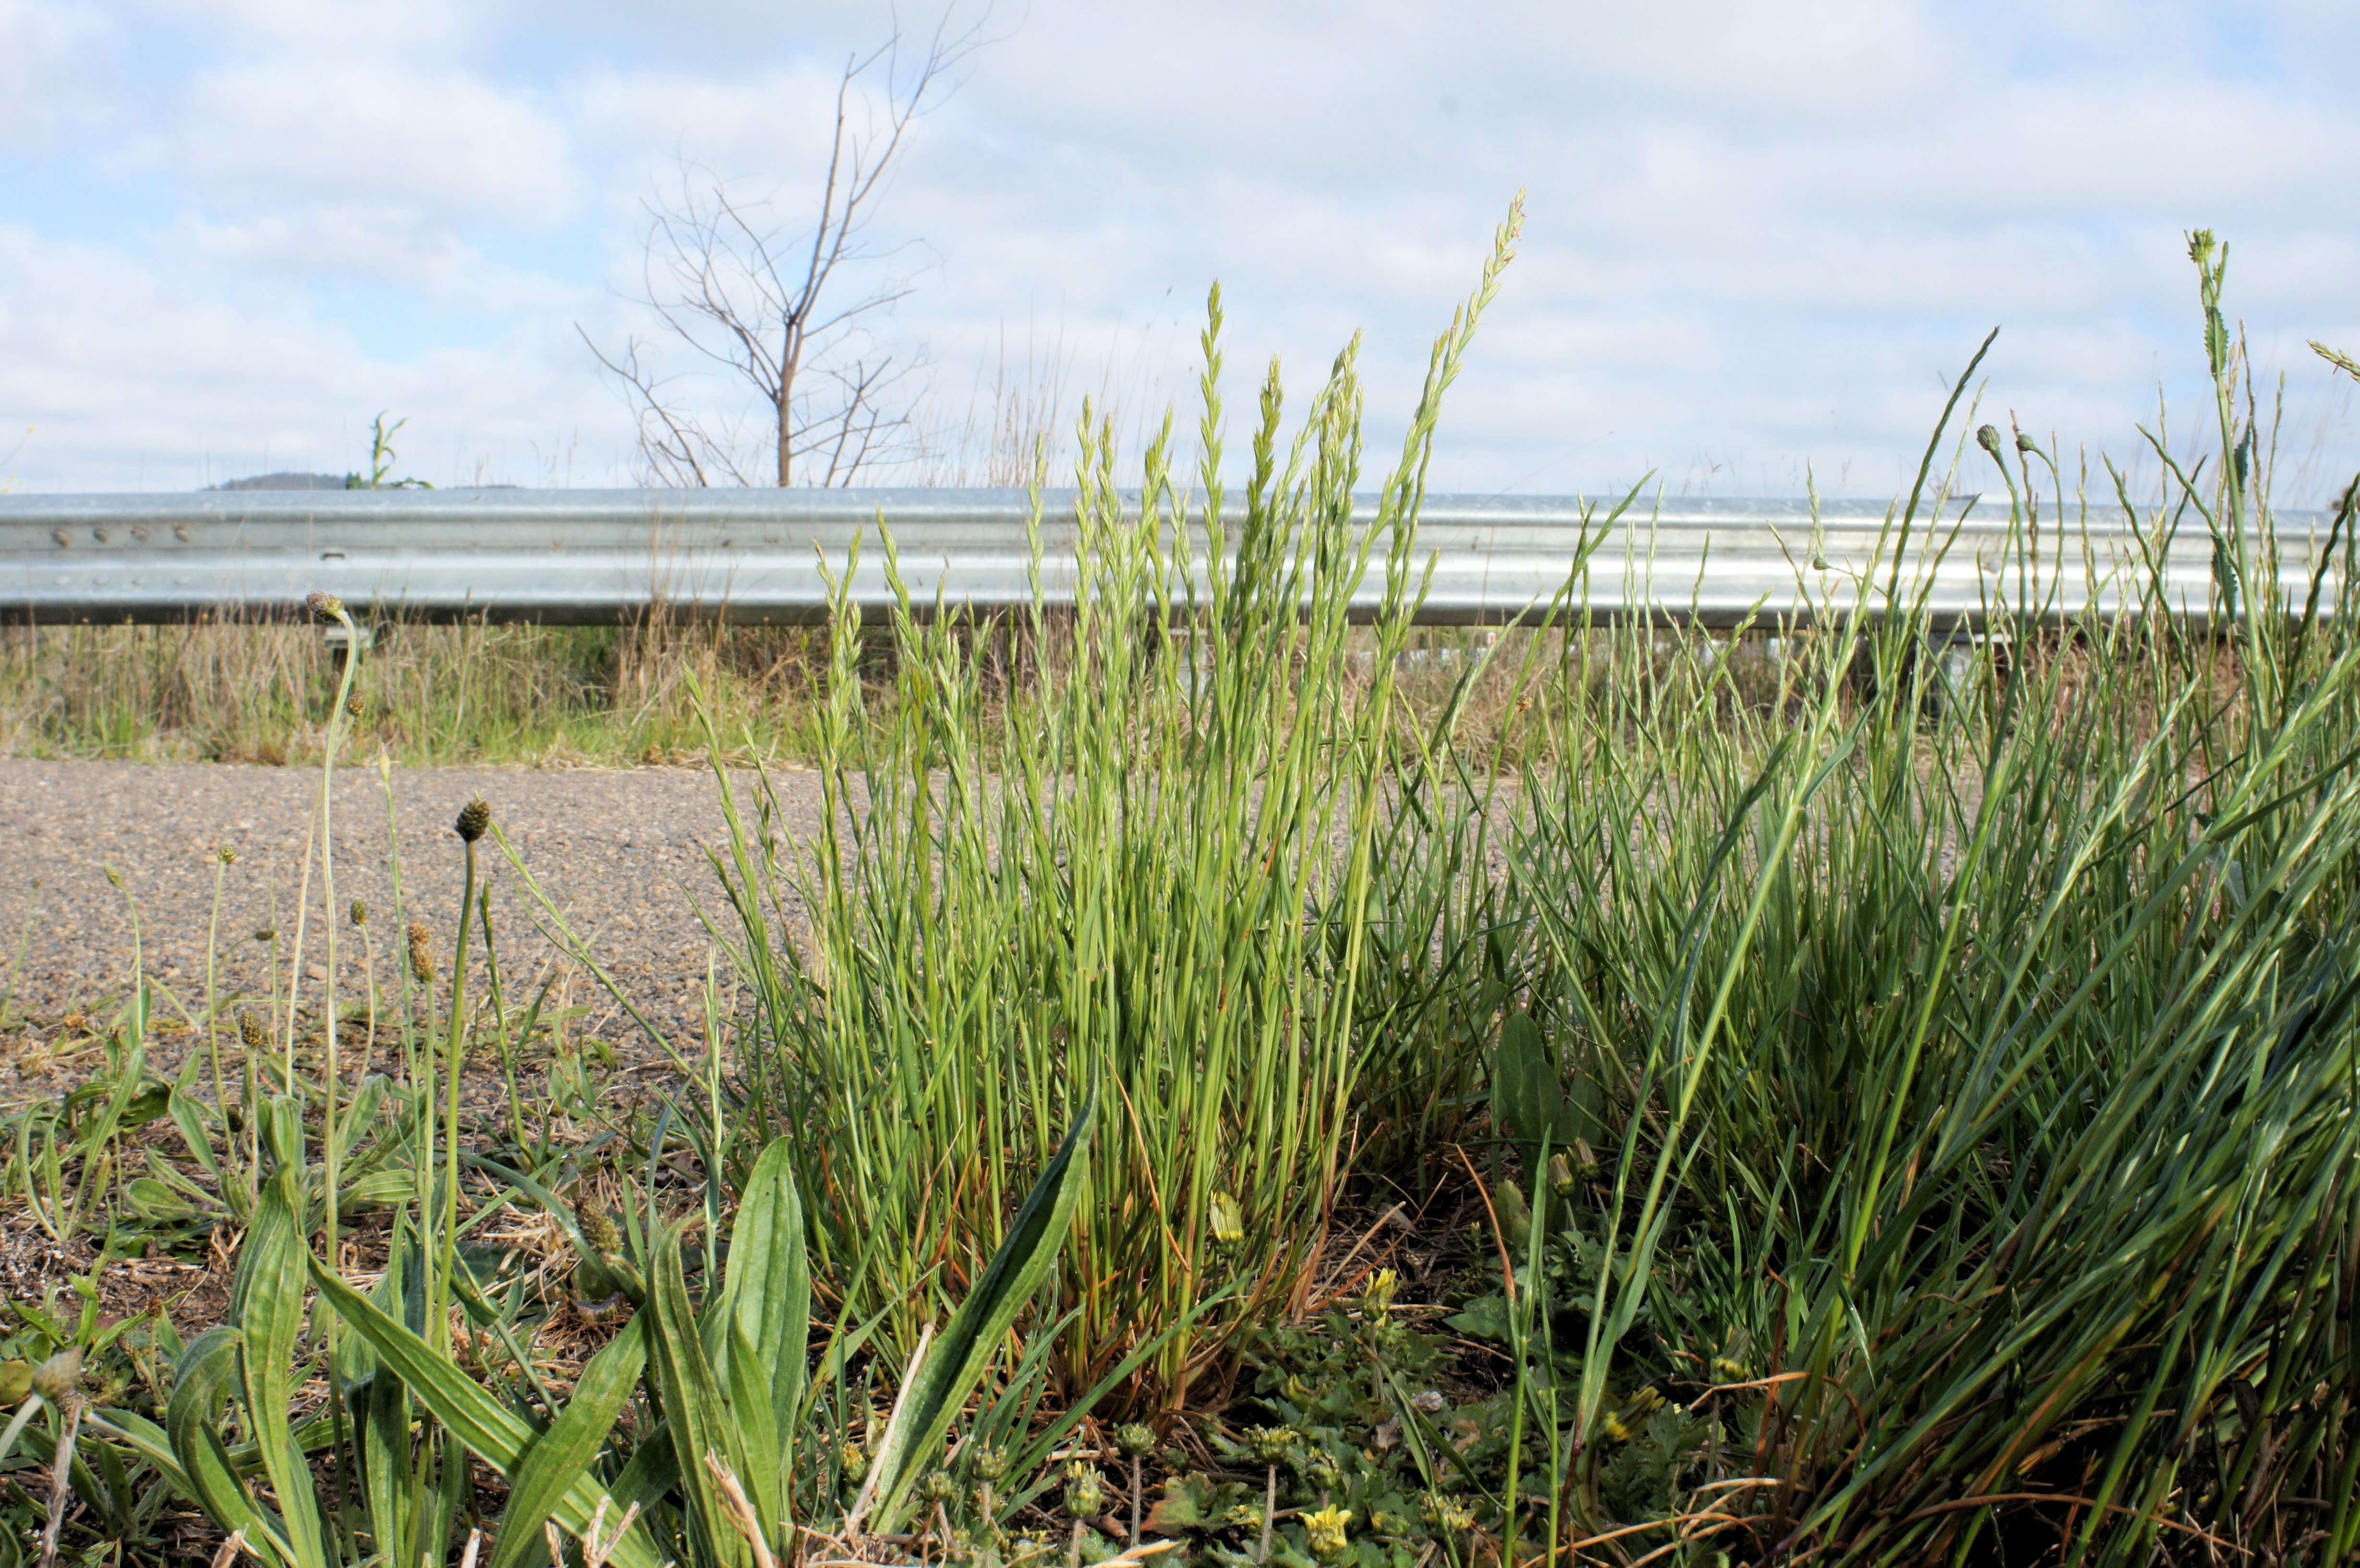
(0, 757), (830, 1059)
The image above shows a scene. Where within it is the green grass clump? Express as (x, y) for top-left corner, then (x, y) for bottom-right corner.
(5, 220), (2360, 1567)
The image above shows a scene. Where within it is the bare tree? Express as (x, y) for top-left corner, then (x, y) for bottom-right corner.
(583, 12), (991, 487)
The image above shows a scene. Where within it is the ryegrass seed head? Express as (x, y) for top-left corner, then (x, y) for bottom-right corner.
(455, 797), (491, 843)
(406, 920), (435, 983)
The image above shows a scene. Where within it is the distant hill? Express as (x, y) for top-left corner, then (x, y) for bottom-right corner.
(210, 472), (352, 491)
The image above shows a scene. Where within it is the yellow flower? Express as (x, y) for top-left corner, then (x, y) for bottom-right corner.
(1303, 1504), (1352, 1560)
(1208, 1190), (1244, 1245)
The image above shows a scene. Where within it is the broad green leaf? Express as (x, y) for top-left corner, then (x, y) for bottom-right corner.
(165, 1328), (293, 1567)
(306, 1256), (666, 1568)
(718, 1134), (808, 1524)
(1491, 1011), (1595, 1167)
(488, 1314), (648, 1568)
(647, 1219), (755, 1568)
(236, 1170), (331, 1568)
(82, 1409), (194, 1505)
(873, 1090), (1095, 1527)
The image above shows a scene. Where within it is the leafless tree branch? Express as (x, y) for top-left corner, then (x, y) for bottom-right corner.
(580, 7), (997, 486)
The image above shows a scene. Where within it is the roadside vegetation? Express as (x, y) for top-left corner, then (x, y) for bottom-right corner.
(5, 217), (2360, 1567)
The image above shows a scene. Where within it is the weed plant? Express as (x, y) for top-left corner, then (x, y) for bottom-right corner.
(0, 223), (2356, 1567)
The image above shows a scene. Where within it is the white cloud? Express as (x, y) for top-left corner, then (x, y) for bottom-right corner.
(0, 0), (2353, 503)
(0, 0), (115, 149)
(161, 61), (579, 224)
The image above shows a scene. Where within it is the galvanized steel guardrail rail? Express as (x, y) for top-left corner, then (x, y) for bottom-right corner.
(0, 488), (2338, 628)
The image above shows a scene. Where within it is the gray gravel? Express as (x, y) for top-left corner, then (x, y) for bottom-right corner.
(0, 758), (829, 1049)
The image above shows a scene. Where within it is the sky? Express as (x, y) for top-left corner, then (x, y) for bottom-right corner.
(1, 0), (2355, 501)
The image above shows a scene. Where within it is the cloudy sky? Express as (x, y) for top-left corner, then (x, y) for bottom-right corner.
(1, 0), (2355, 501)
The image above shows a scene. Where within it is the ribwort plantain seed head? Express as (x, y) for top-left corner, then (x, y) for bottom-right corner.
(349, 899), (367, 927)
(575, 1193), (624, 1261)
(305, 589), (345, 622)
(215, 845), (238, 866)
(406, 921), (435, 983)
(238, 1011), (265, 1050)
(455, 797), (491, 843)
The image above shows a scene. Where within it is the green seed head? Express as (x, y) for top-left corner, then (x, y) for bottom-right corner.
(839, 1441), (869, 1482)
(349, 899), (367, 927)
(918, 1469), (959, 1503)
(968, 1444), (1008, 1483)
(455, 797), (491, 843)
(1113, 1422), (1155, 1458)
(30, 1348), (81, 1404)
(1493, 1178), (1531, 1249)
(1420, 1493), (1475, 1534)
(1244, 1424), (1296, 1466)
(1976, 424), (2004, 459)
(1060, 1460), (1109, 1519)
(575, 1194), (624, 1262)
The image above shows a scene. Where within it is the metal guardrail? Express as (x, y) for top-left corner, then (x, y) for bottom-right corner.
(0, 488), (2339, 628)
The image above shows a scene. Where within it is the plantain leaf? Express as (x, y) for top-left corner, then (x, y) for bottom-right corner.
(488, 1314), (649, 1568)
(872, 1090), (1096, 1528)
(307, 1255), (665, 1568)
(647, 1219), (754, 1568)
(1491, 1011), (1595, 1168)
(717, 1134), (808, 1527)
(236, 1169), (332, 1568)
(165, 1328), (294, 1567)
